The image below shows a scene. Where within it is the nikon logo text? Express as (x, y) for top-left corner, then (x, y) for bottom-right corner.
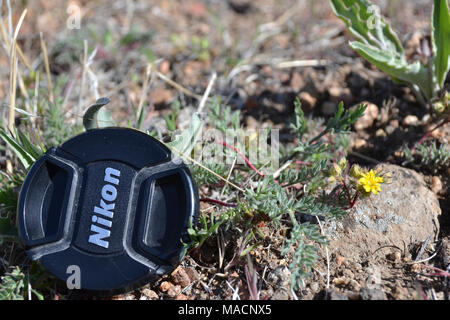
(88, 167), (121, 248)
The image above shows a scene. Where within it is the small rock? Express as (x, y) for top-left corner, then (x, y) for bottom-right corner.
(290, 72), (304, 91)
(343, 269), (354, 278)
(298, 92), (317, 110)
(332, 277), (348, 286)
(328, 87), (342, 103)
(160, 281), (173, 292)
(410, 263), (422, 273)
(171, 267), (191, 287)
(271, 288), (290, 300)
(352, 138), (367, 149)
(310, 282), (319, 292)
(402, 115), (419, 126)
(167, 285), (182, 297)
(175, 293), (189, 300)
(424, 123), (444, 139)
(321, 101), (337, 116)
(335, 255), (345, 266)
(359, 288), (386, 300)
(267, 266), (291, 287)
(354, 102), (378, 130)
(392, 286), (408, 300)
(348, 279), (360, 291)
(327, 289), (349, 300)
(184, 267), (200, 282)
(159, 60), (170, 75)
(375, 129), (387, 137)
(385, 120), (399, 134)
(431, 176), (443, 194)
(388, 251), (402, 262)
(142, 288), (159, 300)
(329, 87), (353, 105)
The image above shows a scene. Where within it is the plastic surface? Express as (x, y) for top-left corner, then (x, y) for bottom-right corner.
(17, 127), (198, 292)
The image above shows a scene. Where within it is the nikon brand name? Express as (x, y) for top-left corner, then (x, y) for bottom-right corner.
(88, 167), (121, 248)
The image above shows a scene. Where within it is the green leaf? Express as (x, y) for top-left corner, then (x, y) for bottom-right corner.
(167, 112), (204, 157)
(15, 129), (44, 160)
(82, 97), (116, 130)
(432, 0), (450, 88)
(330, 0), (404, 55)
(0, 128), (36, 169)
(350, 41), (434, 100)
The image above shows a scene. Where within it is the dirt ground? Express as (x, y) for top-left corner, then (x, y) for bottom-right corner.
(0, 0), (449, 300)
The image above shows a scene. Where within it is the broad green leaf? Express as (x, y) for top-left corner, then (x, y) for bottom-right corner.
(0, 128), (36, 169)
(330, 0), (404, 55)
(82, 97), (116, 130)
(350, 41), (433, 100)
(168, 112), (204, 157)
(432, 0), (450, 88)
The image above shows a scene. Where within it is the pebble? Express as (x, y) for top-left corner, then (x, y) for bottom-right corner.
(327, 289), (348, 300)
(267, 266), (291, 287)
(375, 129), (387, 137)
(359, 288), (386, 300)
(402, 115), (419, 126)
(388, 251), (402, 262)
(425, 123), (445, 139)
(298, 92), (317, 110)
(431, 176), (443, 194)
(175, 293), (189, 300)
(332, 277), (348, 286)
(310, 282), (319, 292)
(354, 102), (378, 131)
(335, 255), (345, 266)
(343, 269), (354, 278)
(171, 267), (191, 287)
(271, 288), (290, 300)
(184, 267), (200, 282)
(167, 285), (182, 297)
(160, 281), (173, 292)
(348, 279), (361, 291)
(142, 288), (159, 300)
(392, 286), (408, 300)
(328, 87), (354, 105)
(352, 138), (367, 149)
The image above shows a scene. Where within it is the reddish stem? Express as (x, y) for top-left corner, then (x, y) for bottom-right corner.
(218, 141), (265, 177)
(199, 197), (237, 208)
(342, 180), (359, 210)
(412, 118), (450, 152)
(420, 264), (450, 277)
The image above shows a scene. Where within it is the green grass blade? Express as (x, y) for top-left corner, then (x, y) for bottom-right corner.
(432, 0), (450, 88)
(0, 128), (36, 169)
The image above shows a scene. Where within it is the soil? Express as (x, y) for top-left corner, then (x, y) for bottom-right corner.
(0, 0), (449, 300)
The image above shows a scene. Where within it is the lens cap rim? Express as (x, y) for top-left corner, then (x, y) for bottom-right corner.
(17, 127), (199, 294)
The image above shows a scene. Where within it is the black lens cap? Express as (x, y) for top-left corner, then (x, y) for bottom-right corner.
(17, 127), (198, 292)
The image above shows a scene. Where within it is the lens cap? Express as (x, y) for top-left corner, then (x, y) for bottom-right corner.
(17, 127), (198, 292)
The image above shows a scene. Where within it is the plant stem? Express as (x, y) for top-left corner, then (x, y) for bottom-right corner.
(411, 117), (450, 152)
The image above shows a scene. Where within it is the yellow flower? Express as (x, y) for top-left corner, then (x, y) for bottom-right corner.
(359, 169), (384, 195)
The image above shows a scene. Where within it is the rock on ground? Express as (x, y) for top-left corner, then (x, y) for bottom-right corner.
(323, 164), (441, 261)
